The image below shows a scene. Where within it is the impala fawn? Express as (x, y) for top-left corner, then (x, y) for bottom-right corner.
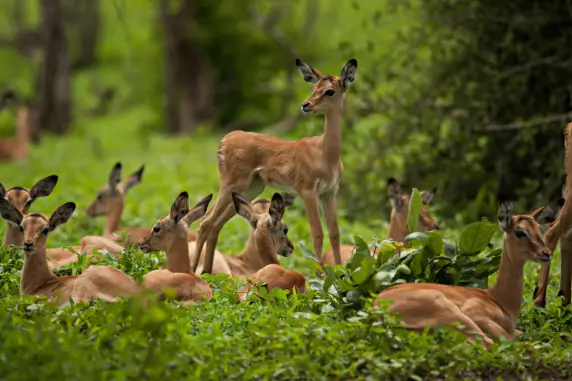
(138, 192), (213, 302)
(192, 58), (358, 273)
(534, 124), (572, 308)
(375, 202), (551, 348)
(322, 178), (438, 266)
(0, 199), (141, 305)
(0, 91), (30, 162)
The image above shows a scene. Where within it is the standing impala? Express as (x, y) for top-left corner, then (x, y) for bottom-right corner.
(535, 124), (572, 307)
(193, 58), (358, 273)
(322, 178), (439, 265)
(375, 202), (551, 348)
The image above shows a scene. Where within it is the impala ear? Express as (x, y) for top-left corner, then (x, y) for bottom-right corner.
(29, 175), (59, 199)
(0, 183), (5, 198)
(340, 58), (358, 90)
(387, 178), (404, 208)
(295, 58), (323, 84)
(269, 193), (285, 224)
(48, 202), (76, 232)
(232, 192), (258, 229)
(170, 192), (190, 224)
(421, 188), (437, 205)
(121, 165), (144, 193)
(281, 193), (296, 208)
(498, 202), (515, 232)
(184, 194), (213, 225)
(0, 198), (23, 226)
(108, 162), (122, 193)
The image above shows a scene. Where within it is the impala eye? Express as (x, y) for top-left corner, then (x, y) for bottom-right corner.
(324, 89), (335, 97)
(19, 225), (24, 233)
(283, 225), (289, 235)
(42, 227), (49, 235)
(514, 230), (526, 239)
(153, 225), (161, 233)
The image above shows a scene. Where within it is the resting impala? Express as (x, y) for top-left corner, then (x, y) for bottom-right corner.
(0, 91), (30, 162)
(322, 178), (439, 265)
(193, 58), (358, 273)
(375, 202), (551, 348)
(238, 264), (307, 303)
(1, 175), (58, 246)
(534, 125), (572, 307)
(138, 192), (213, 303)
(85, 162), (198, 245)
(0, 199), (141, 305)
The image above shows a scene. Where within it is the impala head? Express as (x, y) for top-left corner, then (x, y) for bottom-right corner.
(233, 192), (294, 257)
(296, 58), (357, 114)
(86, 162), (144, 218)
(138, 192), (212, 253)
(498, 202), (551, 263)
(0, 199), (75, 253)
(387, 178), (439, 232)
(0, 175), (58, 215)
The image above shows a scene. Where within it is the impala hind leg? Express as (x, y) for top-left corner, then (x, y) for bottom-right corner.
(322, 192), (341, 266)
(534, 263), (551, 308)
(559, 235), (572, 305)
(202, 180), (264, 274)
(299, 189), (324, 264)
(192, 189), (235, 272)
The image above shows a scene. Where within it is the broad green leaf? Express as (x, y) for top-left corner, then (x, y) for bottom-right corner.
(349, 250), (368, 271)
(323, 265), (335, 292)
(373, 270), (394, 290)
(351, 255), (376, 285)
(353, 235), (370, 254)
(407, 188), (422, 233)
(338, 278), (358, 292)
(425, 231), (444, 256)
(404, 232), (429, 245)
(459, 219), (497, 255)
(298, 241), (321, 263)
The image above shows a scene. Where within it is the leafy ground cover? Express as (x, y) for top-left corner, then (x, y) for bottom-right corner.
(0, 109), (572, 380)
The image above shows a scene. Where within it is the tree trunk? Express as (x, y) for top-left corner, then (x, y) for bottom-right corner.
(69, 0), (100, 70)
(37, 0), (71, 135)
(160, 0), (182, 134)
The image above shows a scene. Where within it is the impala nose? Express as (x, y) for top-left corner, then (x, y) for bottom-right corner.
(23, 240), (34, 250)
(301, 102), (312, 113)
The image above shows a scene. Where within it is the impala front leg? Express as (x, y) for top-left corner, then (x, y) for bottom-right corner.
(300, 189), (324, 264)
(322, 191), (341, 266)
(559, 234), (572, 305)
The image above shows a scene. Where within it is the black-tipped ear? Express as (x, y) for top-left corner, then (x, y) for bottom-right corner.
(387, 178), (403, 207)
(170, 191), (190, 224)
(108, 162), (122, 192)
(0, 198), (23, 226)
(421, 188), (437, 205)
(232, 192), (257, 228)
(269, 193), (285, 223)
(295, 58), (323, 84)
(498, 202), (515, 232)
(29, 175), (59, 199)
(184, 193), (213, 225)
(281, 193), (296, 208)
(0, 183), (5, 198)
(48, 202), (76, 232)
(340, 58), (358, 90)
(122, 165), (145, 193)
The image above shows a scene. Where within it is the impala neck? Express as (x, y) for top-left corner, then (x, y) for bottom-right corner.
(387, 211), (408, 244)
(238, 230), (281, 271)
(2, 223), (23, 246)
(487, 235), (526, 324)
(15, 107), (30, 154)
(21, 246), (56, 295)
(322, 105), (343, 166)
(104, 197), (124, 236)
(165, 234), (192, 273)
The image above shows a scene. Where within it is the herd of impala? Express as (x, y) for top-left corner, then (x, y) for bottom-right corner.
(1, 58), (572, 349)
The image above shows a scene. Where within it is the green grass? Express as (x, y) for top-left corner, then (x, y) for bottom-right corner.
(0, 109), (571, 380)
